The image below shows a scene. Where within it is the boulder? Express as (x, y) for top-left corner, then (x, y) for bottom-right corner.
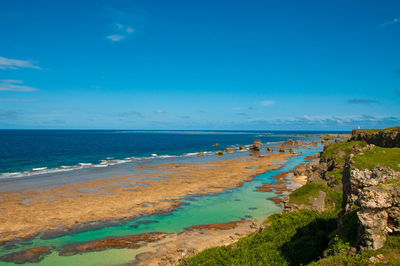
(266, 146), (273, 152)
(225, 147), (236, 153)
(249, 140), (262, 152)
(215, 151), (224, 156)
(239, 145), (247, 151)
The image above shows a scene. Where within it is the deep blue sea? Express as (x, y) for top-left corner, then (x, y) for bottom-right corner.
(0, 130), (345, 178)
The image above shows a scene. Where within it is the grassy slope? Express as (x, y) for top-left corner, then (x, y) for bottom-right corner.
(354, 127), (400, 133)
(182, 210), (338, 266)
(353, 146), (400, 171)
(321, 141), (367, 163)
(288, 183), (342, 211)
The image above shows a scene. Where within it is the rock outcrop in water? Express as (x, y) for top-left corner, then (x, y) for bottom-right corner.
(225, 147), (236, 153)
(0, 247), (52, 264)
(215, 150), (224, 156)
(249, 140), (262, 152)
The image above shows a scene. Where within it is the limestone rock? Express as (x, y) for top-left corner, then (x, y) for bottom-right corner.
(351, 129), (400, 148)
(215, 151), (224, 156)
(239, 145), (247, 151)
(225, 147), (236, 153)
(342, 162), (400, 250)
(249, 140), (262, 152)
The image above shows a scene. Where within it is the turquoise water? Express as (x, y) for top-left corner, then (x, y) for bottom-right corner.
(0, 146), (321, 266)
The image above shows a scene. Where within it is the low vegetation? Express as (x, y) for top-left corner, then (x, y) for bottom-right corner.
(288, 183), (342, 211)
(182, 210), (338, 266)
(353, 146), (400, 171)
(354, 127), (400, 133)
(321, 141), (367, 163)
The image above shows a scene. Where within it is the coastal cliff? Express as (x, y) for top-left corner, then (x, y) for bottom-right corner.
(351, 127), (400, 148)
(184, 128), (400, 265)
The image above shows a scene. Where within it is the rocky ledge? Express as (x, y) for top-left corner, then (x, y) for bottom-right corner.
(343, 160), (400, 250)
(351, 127), (400, 148)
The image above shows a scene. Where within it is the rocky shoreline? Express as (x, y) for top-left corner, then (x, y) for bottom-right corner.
(0, 145), (299, 264)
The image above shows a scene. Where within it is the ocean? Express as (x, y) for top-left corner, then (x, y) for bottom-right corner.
(0, 130), (341, 179)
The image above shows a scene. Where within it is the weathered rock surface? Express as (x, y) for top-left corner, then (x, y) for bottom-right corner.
(249, 140), (262, 152)
(351, 128), (400, 148)
(225, 147), (236, 153)
(215, 150), (224, 156)
(0, 246), (52, 264)
(343, 161), (400, 250)
(59, 232), (168, 256)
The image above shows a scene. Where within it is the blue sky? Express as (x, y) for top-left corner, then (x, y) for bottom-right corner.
(0, 0), (399, 130)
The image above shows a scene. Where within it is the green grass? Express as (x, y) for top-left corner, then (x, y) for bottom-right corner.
(353, 127), (400, 133)
(314, 235), (400, 265)
(326, 168), (343, 185)
(330, 210), (359, 245)
(321, 141), (367, 163)
(182, 210), (338, 266)
(353, 146), (400, 171)
(288, 183), (342, 211)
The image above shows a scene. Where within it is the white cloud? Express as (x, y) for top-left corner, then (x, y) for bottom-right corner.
(107, 34), (125, 42)
(0, 80), (39, 92)
(379, 17), (399, 28)
(247, 114), (400, 129)
(155, 109), (166, 114)
(260, 100), (275, 106)
(0, 56), (41, 70)
(107, 23), (134, 42)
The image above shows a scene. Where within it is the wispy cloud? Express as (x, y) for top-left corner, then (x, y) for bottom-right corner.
(155, 109), (166, 114)
(379, 17), (399, 28)
(0, 56), (41, 70)
(260, 100), (275, 106)
(179, 115), (191, 119)
(107, 23), (134, 42)
(347, 99), (379, 104)
(118, 111), (143, 117)
(247, 114), (400, 129)
(0, 80), (39, 92)
(0, 110), (18, 119)
(235, 112), (247, 116)
(0, 98), (36, 102)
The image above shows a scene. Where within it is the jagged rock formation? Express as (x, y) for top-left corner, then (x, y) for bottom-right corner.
(225, 147), (236, 153)
(239, 145), (247, 151)
(343, 160), (400, 250)
(351, 128), (400, 148)
(249, 140), (262, 152)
